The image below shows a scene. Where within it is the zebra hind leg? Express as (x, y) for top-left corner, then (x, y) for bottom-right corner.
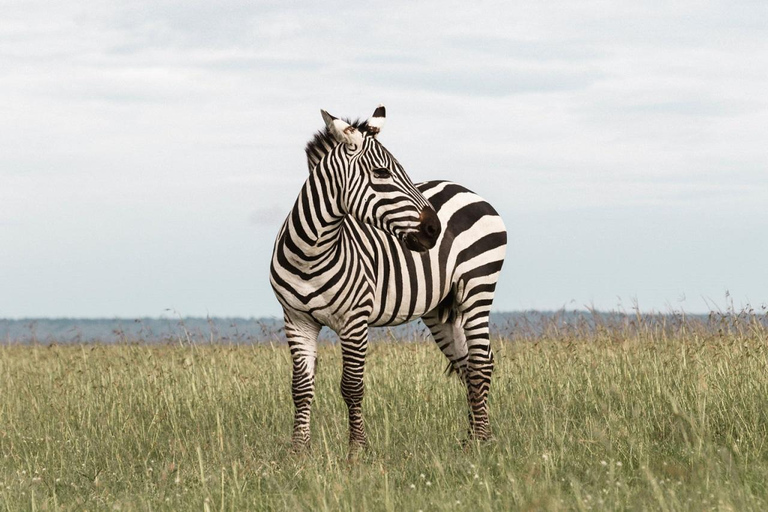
(284, 313), (321, 451)
(462, 302), (495, 441)
(421, 309), (469, 378)
(422, 303), (492, 443)
(426, 283), (496, 441)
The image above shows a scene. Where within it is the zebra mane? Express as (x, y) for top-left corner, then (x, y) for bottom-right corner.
(304, 118), (371, 173)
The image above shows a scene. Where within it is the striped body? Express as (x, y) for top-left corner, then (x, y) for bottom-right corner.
(272, 180), (506, 330)
(270, 107), (506, 450)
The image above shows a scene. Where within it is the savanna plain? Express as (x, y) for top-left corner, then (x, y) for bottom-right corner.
(2, 313), (768, 511)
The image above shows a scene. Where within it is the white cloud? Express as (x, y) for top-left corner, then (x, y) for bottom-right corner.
(1, 0), (767, 317)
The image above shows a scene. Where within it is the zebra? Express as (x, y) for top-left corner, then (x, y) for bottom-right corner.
(270, 105), (507, 450)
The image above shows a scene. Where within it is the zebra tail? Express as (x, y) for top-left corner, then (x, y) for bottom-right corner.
(443, 360), (461, 377)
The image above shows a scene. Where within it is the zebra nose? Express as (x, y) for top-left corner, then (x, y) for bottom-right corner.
(419, 207), (441, 243)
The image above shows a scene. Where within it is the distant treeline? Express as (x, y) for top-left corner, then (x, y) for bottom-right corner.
(2, 309), (766, 344)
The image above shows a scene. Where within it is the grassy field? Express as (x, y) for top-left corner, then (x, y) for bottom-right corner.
(2, 317), (768, 511)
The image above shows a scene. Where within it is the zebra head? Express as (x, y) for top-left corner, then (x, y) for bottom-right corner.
(317, 105), (441, 252)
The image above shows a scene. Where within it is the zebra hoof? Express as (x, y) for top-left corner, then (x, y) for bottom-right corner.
(290, 438), (312, 454)
(347, 440), (368, 461)
(461, 434), (496, 449)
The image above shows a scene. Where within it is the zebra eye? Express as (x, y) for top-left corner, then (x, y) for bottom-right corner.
(372, 168), (391, 179)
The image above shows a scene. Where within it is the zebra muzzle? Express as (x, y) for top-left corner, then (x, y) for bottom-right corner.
(403, 207), (441, 252)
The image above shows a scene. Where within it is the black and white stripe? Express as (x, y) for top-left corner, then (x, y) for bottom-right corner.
(270, 105), (507, 450)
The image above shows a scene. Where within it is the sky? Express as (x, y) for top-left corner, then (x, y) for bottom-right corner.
(1, 0), (767, 318)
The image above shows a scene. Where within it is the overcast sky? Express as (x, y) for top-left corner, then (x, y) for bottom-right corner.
(1, 0), (767, 318)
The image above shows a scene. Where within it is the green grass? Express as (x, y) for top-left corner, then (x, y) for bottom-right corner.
(2, 328), (768, 510)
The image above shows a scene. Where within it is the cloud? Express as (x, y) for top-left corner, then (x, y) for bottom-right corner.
(447, 36), (603, 62)
(1, 0), (767, 317)
(355, 63), (602, 97)
(249, 205), (288, 228)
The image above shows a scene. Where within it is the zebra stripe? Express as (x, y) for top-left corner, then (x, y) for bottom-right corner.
(270, 106), (507, 450)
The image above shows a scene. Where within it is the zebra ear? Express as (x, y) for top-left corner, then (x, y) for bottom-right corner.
(366, 104), (385, 138)
(321, 110), (363, 148)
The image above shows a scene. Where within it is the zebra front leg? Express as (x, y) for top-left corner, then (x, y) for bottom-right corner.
(284, 313), (321, 450)
(339, 318), (370, 450)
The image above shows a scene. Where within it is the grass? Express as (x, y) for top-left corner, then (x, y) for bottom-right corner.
(1, 317), (768, 511)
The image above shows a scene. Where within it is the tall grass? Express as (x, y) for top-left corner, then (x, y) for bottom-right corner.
(1, 313), (767, 510)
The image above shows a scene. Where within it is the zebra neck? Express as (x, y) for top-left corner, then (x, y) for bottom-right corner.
(284, 171), (346, 264)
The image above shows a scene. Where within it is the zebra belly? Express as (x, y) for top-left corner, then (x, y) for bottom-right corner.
(365, 224), (449, 327)
(368, 263), (443, 326)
